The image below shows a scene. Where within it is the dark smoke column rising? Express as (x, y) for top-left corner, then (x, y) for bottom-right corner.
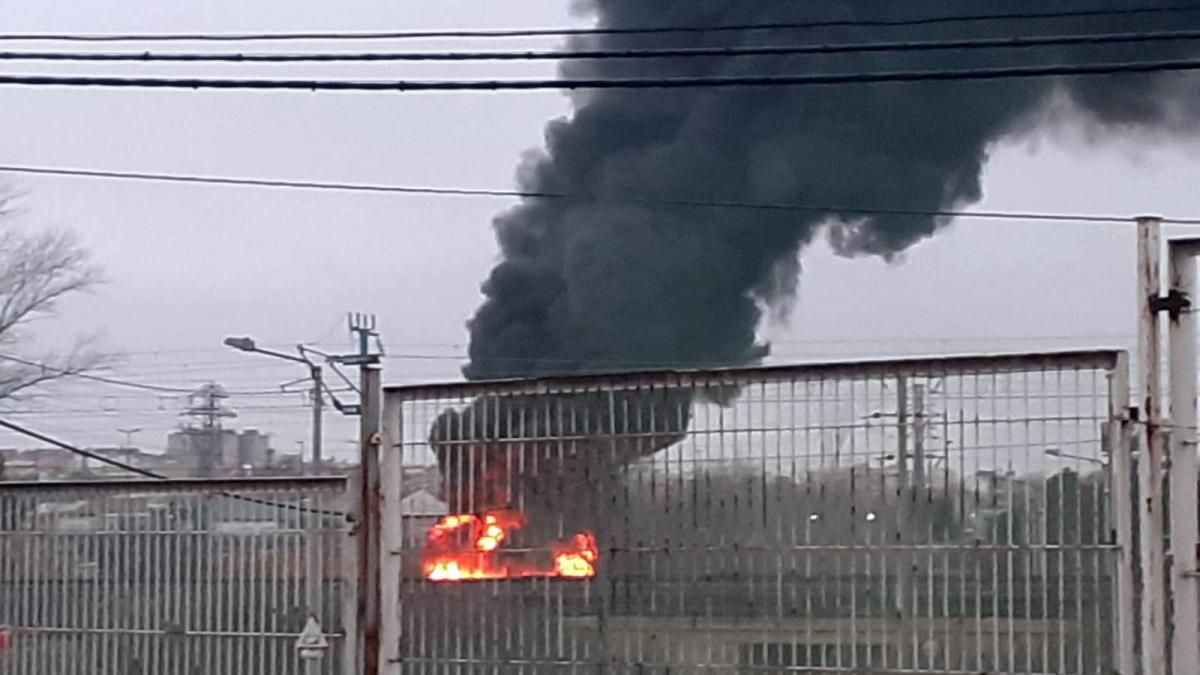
(464, 0), (1200, 380)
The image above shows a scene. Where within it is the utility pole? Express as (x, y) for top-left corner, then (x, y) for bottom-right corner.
(341, 313), (384, 675)
(183, 383), (236, 477)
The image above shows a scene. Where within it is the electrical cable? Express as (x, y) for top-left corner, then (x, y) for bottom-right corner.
(0, 352), (194, 393)
(2, 164), (1196, 224)
(0, 351), (316, 396)
(1, 5), (1199, 42)
(0, 416), (347, 517)
(4, 29), (1200, 63)
(375, 334), (1138, 350)
(0, 407), (337, 417)
(0, 56), (1199, 92)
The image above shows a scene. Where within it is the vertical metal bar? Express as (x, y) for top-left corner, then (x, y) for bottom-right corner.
(876, 376), (892, 671)
(971, 371), (984, 672)
(912, 381), (927, 670)
(941, 382), (954, 673)
(357, 366), (384, 675)
(1138, 215), (1169, 675)
(299, 496), (320, 675)
(380, 394), (405, 675)
(268, 490), (283, 675)
(847, 375), (858, 671)
(895, 376), (909, 626)
(341, 479), (358, 675)
(1020, 368), (1035, 675)
(304, 368), (325, 675)
(1169, 239), (1200, 675)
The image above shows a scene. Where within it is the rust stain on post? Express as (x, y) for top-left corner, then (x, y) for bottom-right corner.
(358, 367), (384, 675)
(1136, 215), (1167, 675)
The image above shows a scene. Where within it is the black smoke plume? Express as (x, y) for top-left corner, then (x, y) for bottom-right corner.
(430, 388), (692, 516)
(464, 0), (1200, 381)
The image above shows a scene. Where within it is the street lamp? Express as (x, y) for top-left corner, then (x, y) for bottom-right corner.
(223, 336), (324, 474)
(224, 336), (311, 366)
(1044, 446), (1106, 466)
(222, 336), (256, 352)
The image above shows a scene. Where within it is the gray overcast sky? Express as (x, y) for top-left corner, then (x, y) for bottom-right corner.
(1, 1), (1198, 457)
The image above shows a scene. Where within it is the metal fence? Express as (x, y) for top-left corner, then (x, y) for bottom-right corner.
(384, 350), (1130, 674)
(0, 476), (350, 675)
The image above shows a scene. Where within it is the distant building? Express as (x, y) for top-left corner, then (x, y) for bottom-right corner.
(0, 446), (184, 481)
(238, 429), (269, 467)
(0, 421), (275, 482)
(166, 427), (270, 474)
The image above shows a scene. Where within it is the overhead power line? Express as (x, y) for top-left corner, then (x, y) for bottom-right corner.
(0, 352), (195, 393)
(384, 337), (1136, 368)
(2, 163), (1197, 225)
(0, 416), (161, 478)
(1, 5), (1199, 43)
(0, 351), (299, 396)
(2, 404), (337, 416)
(1, 57), (1199, 93)
(0, 416), (345, 516)
(5, 29), (1200, 63)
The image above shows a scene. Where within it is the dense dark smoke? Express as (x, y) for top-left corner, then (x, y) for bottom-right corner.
(464, 0), (1200, 381)
(430, 389), (691, 516)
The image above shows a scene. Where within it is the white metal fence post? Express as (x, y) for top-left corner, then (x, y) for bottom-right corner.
(1137, 215), (1169, 675)
(1108, 353), (1137, 675)
(341, 473), (360, 675)
(380, 394), (404, 674)
(1167, 238), (1200, 674)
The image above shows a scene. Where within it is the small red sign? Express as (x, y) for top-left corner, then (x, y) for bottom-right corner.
(0, 627), (11, 651)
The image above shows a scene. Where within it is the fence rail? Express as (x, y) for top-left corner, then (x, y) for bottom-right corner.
(386, 350), (1127, 674)
(0, 476), (350, 675)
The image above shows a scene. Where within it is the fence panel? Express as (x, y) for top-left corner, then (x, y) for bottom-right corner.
(0, 476), (349, 675)
(387, 350), (1127, 674)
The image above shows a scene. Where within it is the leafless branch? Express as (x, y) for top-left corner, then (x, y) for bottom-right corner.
(0, 199), (108, 402)
(0, 337), (116, 402)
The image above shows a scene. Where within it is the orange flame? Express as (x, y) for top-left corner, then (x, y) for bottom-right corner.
(552, 532), (599, 578)
(422, 511), (598, 582)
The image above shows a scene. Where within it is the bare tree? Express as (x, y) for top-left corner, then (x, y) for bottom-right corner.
(0, 199), (107, 402)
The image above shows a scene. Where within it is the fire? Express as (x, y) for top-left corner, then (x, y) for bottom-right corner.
(552, 532), (599, 578)
(422, 511), (599, 582)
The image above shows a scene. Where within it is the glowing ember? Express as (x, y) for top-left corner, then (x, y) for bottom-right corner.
(422, 512), (599, 582)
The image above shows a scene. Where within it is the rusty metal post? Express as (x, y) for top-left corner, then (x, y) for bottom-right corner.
(357, 364), (383, 675)
(1137, 215), (1168, 675)
(1168, 237), (1200, 674)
